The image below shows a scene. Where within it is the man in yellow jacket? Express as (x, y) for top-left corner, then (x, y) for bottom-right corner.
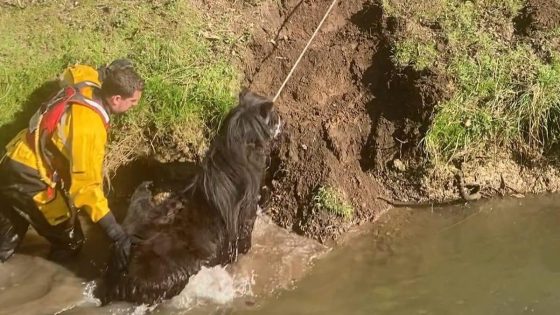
(0, 59), (144, 269)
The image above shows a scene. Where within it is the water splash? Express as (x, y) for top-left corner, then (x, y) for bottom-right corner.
(168, 266), (253, 311)
(130, 303), (158, 315)
(82, 281), (102, 307)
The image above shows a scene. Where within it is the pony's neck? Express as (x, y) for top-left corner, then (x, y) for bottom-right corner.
(194, 138), (266, 240)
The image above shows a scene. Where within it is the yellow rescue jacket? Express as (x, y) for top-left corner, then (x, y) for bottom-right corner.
(5, 65), (111, 225)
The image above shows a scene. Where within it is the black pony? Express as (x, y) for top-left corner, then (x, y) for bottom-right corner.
(97, 90), (281, 304)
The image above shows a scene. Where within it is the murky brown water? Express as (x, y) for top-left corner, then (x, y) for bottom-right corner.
(2, 195), (560, 315)
(233, 195), (560, 315)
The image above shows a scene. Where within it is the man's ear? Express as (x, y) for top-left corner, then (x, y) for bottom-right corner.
(111, 94), (122, 105)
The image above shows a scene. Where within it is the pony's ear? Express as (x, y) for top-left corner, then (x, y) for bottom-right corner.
(238, 89), (273, 116)
(238, 87), (250, 100)
(259, 101), (274, 118)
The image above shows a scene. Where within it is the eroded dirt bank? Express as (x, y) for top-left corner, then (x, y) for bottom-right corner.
(217, 0), (560, 243)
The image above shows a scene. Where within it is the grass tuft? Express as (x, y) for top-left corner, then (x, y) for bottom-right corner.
(313, 186), (354, 220)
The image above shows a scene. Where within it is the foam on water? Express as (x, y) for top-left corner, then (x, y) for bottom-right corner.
(168, 266), (254, 311)
(82, 281), (102, 307)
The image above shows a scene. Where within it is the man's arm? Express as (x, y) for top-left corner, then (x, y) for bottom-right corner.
(68, 104), (132, 270)
(68, 104), (110, 222)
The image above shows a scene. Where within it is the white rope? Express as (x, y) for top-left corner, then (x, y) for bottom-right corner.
(273, 0), (339, 103)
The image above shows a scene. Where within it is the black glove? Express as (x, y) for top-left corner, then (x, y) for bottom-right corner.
(98, 212), (133, 271)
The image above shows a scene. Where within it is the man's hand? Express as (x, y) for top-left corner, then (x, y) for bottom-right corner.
(98, 212), (134, 271)
(112, 232), (133, 271)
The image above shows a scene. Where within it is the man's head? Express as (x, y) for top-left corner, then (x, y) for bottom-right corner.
(100, 59), (145, 114)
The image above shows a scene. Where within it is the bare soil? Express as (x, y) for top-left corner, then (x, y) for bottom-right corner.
(515, 0), (560, 34)
(218, 0), (440, 242)
(514, 0), (560, 60)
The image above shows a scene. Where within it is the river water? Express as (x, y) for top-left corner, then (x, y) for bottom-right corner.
(234, 194), (560, 315)
(2, 195), (560, 314)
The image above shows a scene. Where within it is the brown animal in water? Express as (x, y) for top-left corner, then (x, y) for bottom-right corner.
(96, 90), (281, 304)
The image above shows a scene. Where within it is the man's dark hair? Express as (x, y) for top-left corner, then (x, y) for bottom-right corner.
(100, 59), (145, 98)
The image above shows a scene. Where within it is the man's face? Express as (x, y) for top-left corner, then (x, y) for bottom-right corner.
(107, 90), (142, 114)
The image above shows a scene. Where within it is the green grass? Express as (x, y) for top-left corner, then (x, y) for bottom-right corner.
(384, 0), (560, 164)
(0, 0), (239, 171)
(392, 38), (438, 71)
(313, 186), (354, 220)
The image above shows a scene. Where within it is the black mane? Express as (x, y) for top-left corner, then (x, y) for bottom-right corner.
(197, 91), (275, 246)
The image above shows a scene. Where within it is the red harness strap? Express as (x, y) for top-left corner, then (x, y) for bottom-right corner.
(25, 83), (109, 195)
